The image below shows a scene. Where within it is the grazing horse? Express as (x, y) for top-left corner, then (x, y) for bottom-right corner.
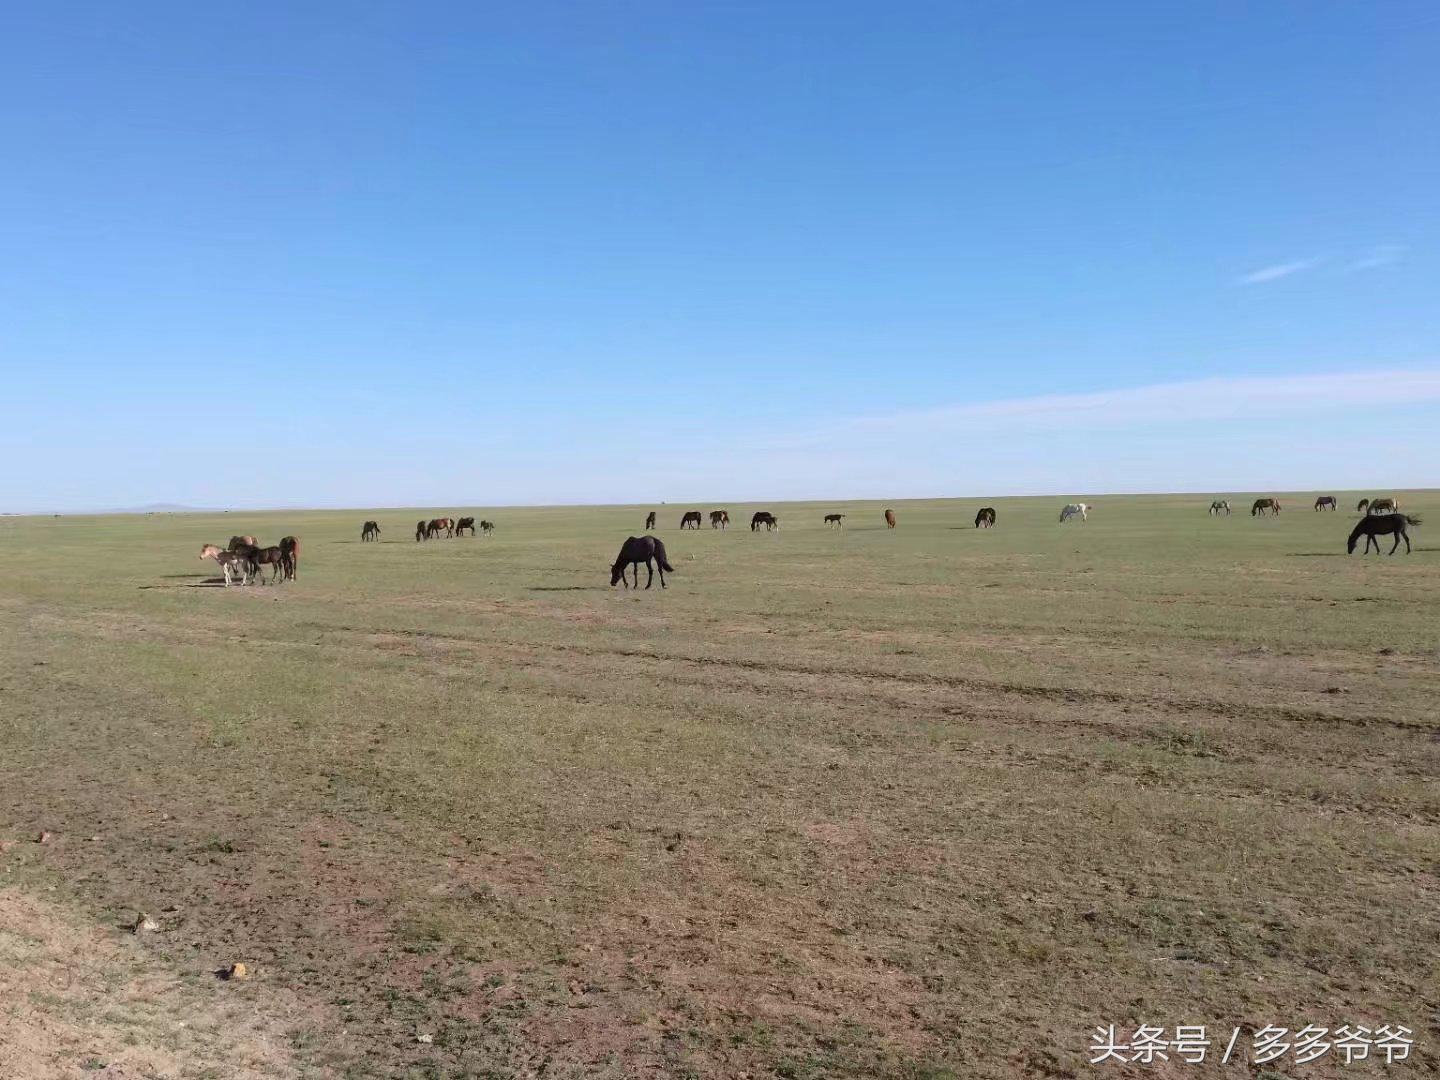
(200, 544), (251, 586)
(1357, 498), (1370, 513)
(884, 509), (896, 528)
(1208, 500), (1231, 516)
(824, 513), (845, 528)
(680, 511), (703, 529)
(416, 519), (428, 542)
(455, 517), (477, 536)
(1059, 503), (1088, 523)
(975, 507), (996, 528)
(279, 536), (299, 581)
(1314, 496), (1337, 511)
(480, 520), (495, 535)
(1368, 497), (1398, 515)
(361, 521), (381, 541)
(1348, 513), (1420, 555)
(1251, 498), (1280, 516)
(710, 510), (729, 529)
(610, 536), (675, 589)
(751, 511), (778, 531)
(645, 511), (657, 531)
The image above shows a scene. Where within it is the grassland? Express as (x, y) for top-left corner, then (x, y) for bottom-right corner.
(1, 492), (1437, 1078)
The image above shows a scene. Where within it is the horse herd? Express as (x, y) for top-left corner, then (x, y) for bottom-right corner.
(194, 493), (1423, 590)
(401, 516), (494, 541)
(199, 535), (300, 586)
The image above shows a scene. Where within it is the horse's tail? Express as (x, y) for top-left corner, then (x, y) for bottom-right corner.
(653, 539), (675, 573)
(1404, 514), (1422, 526)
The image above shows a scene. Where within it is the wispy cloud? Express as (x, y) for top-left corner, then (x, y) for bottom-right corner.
(1237, 259), (1318, 285)
(1347, 244), (1405, 272)
(770, 367), (1440, 448)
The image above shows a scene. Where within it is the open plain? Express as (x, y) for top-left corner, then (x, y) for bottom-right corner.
(2, 493), (1437, 1078)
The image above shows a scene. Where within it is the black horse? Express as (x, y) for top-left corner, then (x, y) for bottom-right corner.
(610, 536), (675, 589)
(415, 519), (428, 542)
(974, 507), (996, 528)
(1314, 496), (1337, 511)
(645, 511), (657, 530)
(1348, 513), (1420, 555)
(361, 520), (380, 541)
(680, 511), (703, 529)
(455, 516), (477, 536)
(750, 511), (778, 531)
(480, 519), (495, 535)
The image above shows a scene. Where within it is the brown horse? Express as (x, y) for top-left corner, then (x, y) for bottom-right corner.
(252, 545), (287, 583)
(645, 511), (657, 530)
(279, 536), (299, 581)
(361, 521), (380, 541)
(426, 518), (451, 539)
(884, 509), (896, 528)
(228, 535), (258, 551)
(1314, 496), (1337, 511)
(680, 511), (703, 529)
(710, 510), (729, 529)
(974, 507), (996, 528)
(1251, 498), (1281, 516)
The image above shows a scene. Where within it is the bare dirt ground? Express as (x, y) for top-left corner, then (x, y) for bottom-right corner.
(1, 494), (1436, 1077)
(0, 887), (297, 1078)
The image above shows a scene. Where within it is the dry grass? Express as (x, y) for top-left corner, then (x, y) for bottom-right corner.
(0, 493), (1436, 1077)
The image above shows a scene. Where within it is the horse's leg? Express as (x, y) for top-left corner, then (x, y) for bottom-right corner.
(1403, 529), (1411, 554)
(643, 558), (654, 589)
(1390, 532), (1401, 555)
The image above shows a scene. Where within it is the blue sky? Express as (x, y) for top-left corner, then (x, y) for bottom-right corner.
(2, 2), (1437, 510)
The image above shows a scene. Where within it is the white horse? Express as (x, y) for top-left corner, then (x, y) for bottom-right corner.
(1059, 503), (1089, 523)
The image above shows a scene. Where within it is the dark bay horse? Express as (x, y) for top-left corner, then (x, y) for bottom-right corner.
(824, 513), (844, 528)
(884, 509), (896, 528)
(710, 510), (729, 529)
(416, 519), (428, 542)
(1357, 498), (1370, 513)
(480, 520), (495, 535)
(279, 536), (300, 581)
(975, 507), (996, 528)
(228, 535), (258, 552)
(750, 511), (778, 531)
(610, 536), (675, 589)
(252, 545), (287, 583)
(455, 516), (476, 536)
(1251, 498), (1281, 516)
(1314, 496), (1337, 511)
(680, 511), (702, 529)
(361, 521), (380, 541)
(1348, 513), (1420, 555)
(645, 511), (657, 531)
